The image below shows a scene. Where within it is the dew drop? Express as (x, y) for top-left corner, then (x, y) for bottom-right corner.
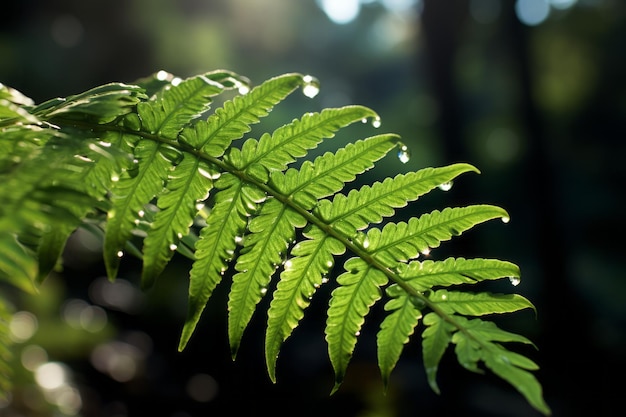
(440, 293), (448, 301)
(354, 331), (361, 337)
(321, 277), (329, 284)
(169, 244), (178, 251)
(111, 175), (120, 182)
(362, 238), (370, 249)
(301, 75), (320, 98)
(509, 276), (521, 286)
(156, 70), (170, 81)
(195, 203), (205, 211)
(371, 116), (381, 128)
(116, 250), (124, 258)
(438, 181), (453, 191)
(397, 143), (411, 164)
(234, 235), (244, 245)
(501, 216), (511, 224)
(237, 83), (250, 95)
(326, 260), (334, 268)
(284, 259), (293, 269)
(138, 210), (145, 218)
(421, 248), (431, 256)
(260, 287), (268, 295)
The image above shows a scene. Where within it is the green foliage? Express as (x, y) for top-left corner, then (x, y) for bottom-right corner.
(0, 72), (550, 415)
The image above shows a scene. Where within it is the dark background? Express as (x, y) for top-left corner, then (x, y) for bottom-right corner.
(1, 1), (624, 416)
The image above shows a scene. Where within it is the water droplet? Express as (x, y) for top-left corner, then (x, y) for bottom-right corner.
(371, 116), (381, 128)
(421, 248), (431, 256)
(116, 250), (124, 258)
(354, 331), (361, 337)
(321, 277), (329, 284)
(111, 175), (120, 182)
(156, 70), (170, 81)
(195, 203), (205, 211)
(284, 259), (293, 269)
(326, 260), (334, 268)
(138, 210), (145, 218)
(362, 237), (370, 249)
(169, 244), (178, 251)
(301, 75), (320, 98)
(501, 216), (510, 224)
(438, 181), (453, 191)
(237, 83), (250, 95)
(440, 293), (448, 301)
(397, 143), (411, 164)
(234, 236), (244, 245)
(509, 276), (521, 286)
(260, 287), (268, 295)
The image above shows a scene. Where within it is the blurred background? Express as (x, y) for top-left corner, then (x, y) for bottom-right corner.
(1, 0), (624, 416)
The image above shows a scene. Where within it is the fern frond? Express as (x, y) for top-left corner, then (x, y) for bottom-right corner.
(429, 289), (535, 316)
(272, 134), (399, 208)
(180, 73), (304, 157)
(0, 72), (550, 415)
(30, 82), (146, 124)
(103, 140), (174, 278)
(451, 316), (550, 414)
(228, 199), (306, 357)
(367, 205), (510, 268)
(377, 284), (423, 389)
(179, 175), (263, 350)
(325, 258), (388, 393)
(316, 163), (480, 237)
(422, 312), (455, 393)
(140, 155), (216, 287)
(400, 257), (521, 291)
(265, 225), (345, 381)
(238, 106), (379, 182)
(136, 73), (225, 139)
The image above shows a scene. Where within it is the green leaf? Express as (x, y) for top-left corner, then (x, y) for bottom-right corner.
(400, 257), (521, 291)
(429, 289), (536, 316)
(368, 205), (510, 268)
(422, 312), (455, 393)
(141, 155), (216, 287)
(137, 74), (225, 139)
(241, 105), (380, 181)
(451, 317), (550, 415)
(229, 199), (306, 357)
(325, 258), (388, 393)
(377, 285), (422, 389)
(272, 134), (399, 209)
(316, 163), (480, 237)
(265, 226), (345, 381)
(31, 82), (147, 123)
(0, 232), (38, 293)
(179, 174), (262, 350)
(104, 140), (172, 279)
(179, 73), (304, 157)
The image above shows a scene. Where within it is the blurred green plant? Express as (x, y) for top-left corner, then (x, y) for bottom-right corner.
(0, 71), (550, 415)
